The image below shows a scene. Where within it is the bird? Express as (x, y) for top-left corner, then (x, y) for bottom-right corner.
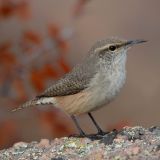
(12, 38), (147, 137)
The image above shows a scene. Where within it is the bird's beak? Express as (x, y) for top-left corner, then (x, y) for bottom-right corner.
(124, 39), (147, 49)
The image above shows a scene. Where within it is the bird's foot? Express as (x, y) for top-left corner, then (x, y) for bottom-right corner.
(69, 132), (108, 140)
(97, 130), (109, 136)
(69, 129), (118, 141)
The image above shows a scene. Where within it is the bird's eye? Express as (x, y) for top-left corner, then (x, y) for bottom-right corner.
(108, 45), (117, 51)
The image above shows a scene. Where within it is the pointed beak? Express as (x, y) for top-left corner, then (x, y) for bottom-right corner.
(125, 39), (147, 48)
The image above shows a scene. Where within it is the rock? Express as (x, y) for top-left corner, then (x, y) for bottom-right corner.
(0, 126), (160, 160)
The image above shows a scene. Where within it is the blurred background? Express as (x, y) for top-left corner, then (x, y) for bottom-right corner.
(0, 0), (160, 149)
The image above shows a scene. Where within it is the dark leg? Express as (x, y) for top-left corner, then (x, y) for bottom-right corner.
(88, 112), (106, 135)
(71, 115), (86, 136)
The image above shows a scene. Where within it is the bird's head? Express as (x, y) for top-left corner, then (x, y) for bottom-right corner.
(90, 38), (147, 64)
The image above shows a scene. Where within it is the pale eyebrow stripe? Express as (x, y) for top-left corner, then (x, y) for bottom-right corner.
(95, 43), (122, 53)
(94, 44), (110, 53)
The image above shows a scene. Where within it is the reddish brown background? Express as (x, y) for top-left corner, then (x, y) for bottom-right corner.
(0, 0), (160, 149)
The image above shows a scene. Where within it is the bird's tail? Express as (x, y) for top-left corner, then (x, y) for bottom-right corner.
(12, 97), (55, 112)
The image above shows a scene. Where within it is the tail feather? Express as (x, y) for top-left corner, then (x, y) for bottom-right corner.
(12, 98), (39, 112)
(12, 97), (55, 112)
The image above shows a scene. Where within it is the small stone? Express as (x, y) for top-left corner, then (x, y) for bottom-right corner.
(114, 135), (126, 143)
(13, 142), (28, 149)
(67, 142), (77, 148)
(132, 147), (140, 155)
(38, 139), (50, 148)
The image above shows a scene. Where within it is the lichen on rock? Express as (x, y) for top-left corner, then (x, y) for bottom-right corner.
(0, 126), (160, 160)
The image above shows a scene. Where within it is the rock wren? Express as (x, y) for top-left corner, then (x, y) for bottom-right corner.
(12, 38), (146, 136)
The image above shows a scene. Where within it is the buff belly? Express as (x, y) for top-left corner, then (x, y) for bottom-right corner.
(54, 91), (95, 115)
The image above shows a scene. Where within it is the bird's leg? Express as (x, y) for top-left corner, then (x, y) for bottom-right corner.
(88, 112), (106, 135)
(71, 115), (86, 137)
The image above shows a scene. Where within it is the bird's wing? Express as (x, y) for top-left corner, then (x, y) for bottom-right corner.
(37, 59), (97, 98)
